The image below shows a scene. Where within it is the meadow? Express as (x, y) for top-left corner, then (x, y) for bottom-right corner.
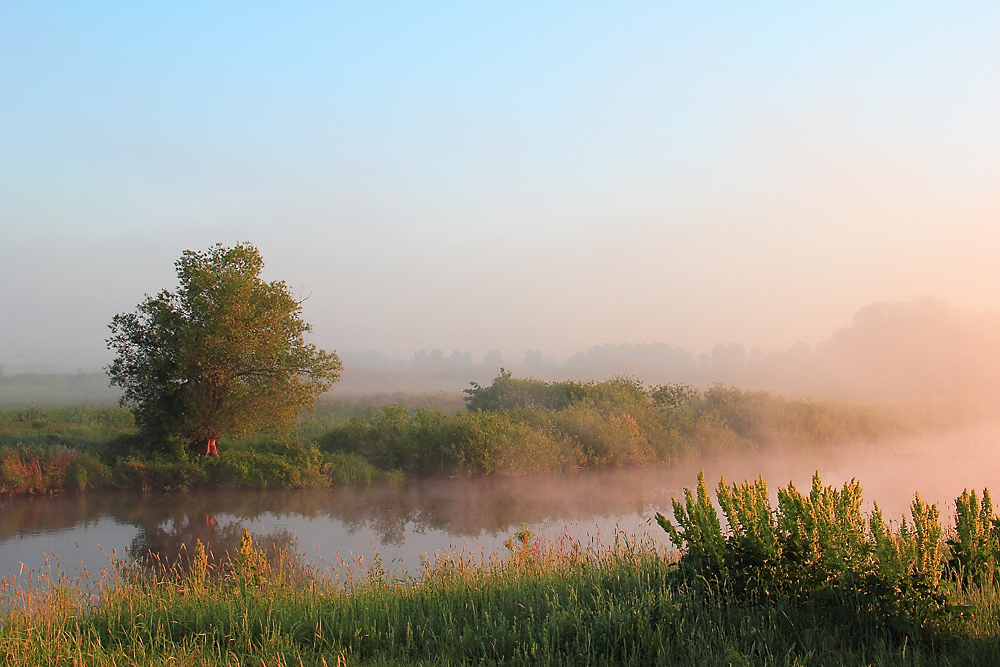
(4, 474), (1000, 665)
(0, 374), (971, 496)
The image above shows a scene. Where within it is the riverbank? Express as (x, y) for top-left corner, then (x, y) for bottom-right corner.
(0, 377), (977, 496)
(3, 526), (1000, 665)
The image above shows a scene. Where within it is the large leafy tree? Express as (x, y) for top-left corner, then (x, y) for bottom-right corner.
(107, 243), (341, 456)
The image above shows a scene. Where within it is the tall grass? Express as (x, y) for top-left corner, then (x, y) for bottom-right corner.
(0, 445), (110, 494)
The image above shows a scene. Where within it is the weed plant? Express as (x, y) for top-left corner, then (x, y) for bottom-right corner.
(0, 445), (110, 494)
(657, 472), (1000, 645)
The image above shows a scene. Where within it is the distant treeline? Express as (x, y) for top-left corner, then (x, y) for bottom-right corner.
(6, 297), (1000, 406)
(0, 374), (964, 496)
(333, 297), (1000, 402)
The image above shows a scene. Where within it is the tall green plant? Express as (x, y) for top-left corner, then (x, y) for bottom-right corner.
(777, 474), (870, 596)
(947, 489), (1000, 585)
(658, 472), (957, 638)
(656, 471), (726, 580)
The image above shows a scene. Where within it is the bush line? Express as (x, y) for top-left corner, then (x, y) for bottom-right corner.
(0, 374), (963, 495)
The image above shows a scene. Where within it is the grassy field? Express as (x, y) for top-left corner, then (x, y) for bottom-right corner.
(3, 501), (1000, 666)
(0, 372), (121, 408)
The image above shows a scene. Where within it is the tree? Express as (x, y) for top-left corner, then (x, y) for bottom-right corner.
(107, 243), (341, 457)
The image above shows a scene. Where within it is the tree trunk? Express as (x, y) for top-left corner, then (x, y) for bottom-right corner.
(191, 437), (220, 457)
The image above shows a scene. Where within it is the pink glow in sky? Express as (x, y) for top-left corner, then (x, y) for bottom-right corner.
(1, 3), (998, 371)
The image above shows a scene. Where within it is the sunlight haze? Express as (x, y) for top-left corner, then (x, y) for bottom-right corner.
(2, 3), (998, 372)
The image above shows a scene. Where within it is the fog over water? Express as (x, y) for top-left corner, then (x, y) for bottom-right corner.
(3, 424), (997, 589)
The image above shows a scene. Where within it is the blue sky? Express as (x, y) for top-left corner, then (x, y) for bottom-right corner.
(2, 3), (999, 371)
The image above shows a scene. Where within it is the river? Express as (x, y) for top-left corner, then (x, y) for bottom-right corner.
(2, 424), (998, 592)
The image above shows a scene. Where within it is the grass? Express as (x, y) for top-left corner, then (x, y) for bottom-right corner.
(4, 524), (1000, 665)
(0, 372), (121, 408)
(7, 476), (1000, 664)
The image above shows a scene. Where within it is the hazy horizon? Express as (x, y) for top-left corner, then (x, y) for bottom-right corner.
(3, 4), (999, 376)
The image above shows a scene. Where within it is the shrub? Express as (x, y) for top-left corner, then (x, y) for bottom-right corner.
(463, 369), (596, 412)
(947, 488), (1000, 585)
(202, 449), (326, 489)
(658, 472), (963, 639)
(552, 401), (656, 466)
(324, 451), (381, 485)
(446, 410), (568, 475)
(112, 458), (207, 493)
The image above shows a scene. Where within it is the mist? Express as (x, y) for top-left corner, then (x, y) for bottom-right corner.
(323, 297), (1000, 410)
(2, 5), (1000, 379)
(6, 295), (1000, 414)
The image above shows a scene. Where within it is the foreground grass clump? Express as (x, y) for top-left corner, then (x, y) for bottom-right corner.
(4, 522), (1000, 666)
(657, 472), (1000, 654)
(660, 473), (958, 639)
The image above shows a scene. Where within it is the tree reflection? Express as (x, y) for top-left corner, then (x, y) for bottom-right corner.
(120, 493), (305, 573)
(0, 466), (682, 559)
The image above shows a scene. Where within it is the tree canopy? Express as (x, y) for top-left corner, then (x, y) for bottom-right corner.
(107, 243), (341, 456)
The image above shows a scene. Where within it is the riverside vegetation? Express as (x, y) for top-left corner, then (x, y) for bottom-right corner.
(0, 373), (968, 496)
(4, 475), (1000, 665)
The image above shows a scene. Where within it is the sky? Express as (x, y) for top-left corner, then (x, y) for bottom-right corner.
(2, 3), (999, 372)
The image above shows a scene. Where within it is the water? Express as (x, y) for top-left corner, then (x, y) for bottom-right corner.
(2, 424), (998, 589)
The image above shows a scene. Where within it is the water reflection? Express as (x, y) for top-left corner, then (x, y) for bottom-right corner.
(2, 424), (999, 584)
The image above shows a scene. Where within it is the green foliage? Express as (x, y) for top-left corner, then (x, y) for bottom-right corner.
(0, 373), (953, 496)
(229, 528), (270, 589)
(947, 488), (1000, 585)
(655, 471), (726, 579)
(318, 405), (573, 476)
(188, 538), (208, 589)
(0, 407), (136, 453)
(697, 384), (895, 446)
(649, 382), (702, 412)
(776, 474), (870, 598)
(202, 446), (330, 489)
(107, 242), (341, 454)
(465, 373), (906, 460)
(464, 368), (600, 411)
(658, 472), (971, 640)
(324, 451), (383, 485)
(445, 409), (571, 475)
(112, 457), (208, 493)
